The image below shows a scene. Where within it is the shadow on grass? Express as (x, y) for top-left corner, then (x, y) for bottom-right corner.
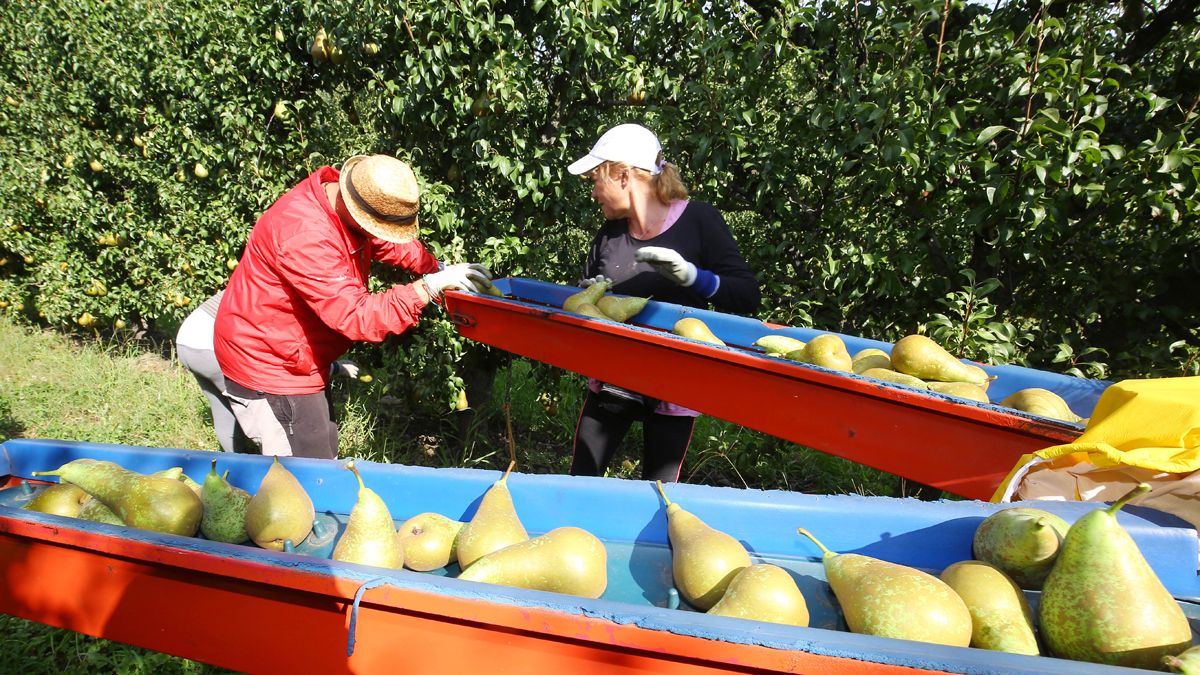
(0, 398), (23, 441)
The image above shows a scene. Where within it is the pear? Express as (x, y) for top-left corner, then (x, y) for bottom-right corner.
(398, 512), (465, 571)
(657, 481), (750, 610)
(22, 483), (89, 517)
(309, 27), (329, 62)
(706, 564), (810, 627)
(178, 472), (203, 496)
(456, 461), (528, 569)
(33, 460), (202, 536)
(1164, 646), (1200, 673)
(851, 348), (892, 374)
(200, 459), (251, 544)
(332, 460), (404, 569)
(562, 279), (610, 313)
(596, 294), (649, 322)
(1040, 483), (1192, 668)
(753, 335), (807, 355)
(1001, 388), (1083, 423)
(973, 506), (1070, 589)
(573, 302), (611, 320)
(457, 526), (607, 598)
(672, 318), (725, 346)
(927, 381), (990, 403)
(966, 364), (994, 391)
(939, 560), (1038, 655)
(891, 335), (988, 386)
(859, 367), (928, 390)
(798, 528), (971, 647)
(78, 496), (125, 525)
(244, 457), (315, 551)
(796, 333), (852, 372)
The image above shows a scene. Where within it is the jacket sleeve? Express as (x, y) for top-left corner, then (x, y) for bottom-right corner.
(276, 231), (429, 343)
(698, 208), (761, 315)
(369, 237), (440, 274)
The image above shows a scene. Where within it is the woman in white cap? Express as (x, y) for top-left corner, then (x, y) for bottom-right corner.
(214, 154), (492, 459)
(566, 123), (761, 482)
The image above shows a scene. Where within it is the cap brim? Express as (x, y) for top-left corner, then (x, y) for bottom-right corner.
(567, 154), (605, 175)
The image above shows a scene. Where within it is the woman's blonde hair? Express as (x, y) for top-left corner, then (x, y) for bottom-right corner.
(598, 159), (689, 204)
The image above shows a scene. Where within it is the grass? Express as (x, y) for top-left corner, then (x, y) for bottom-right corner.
(0, 315), (906, 671)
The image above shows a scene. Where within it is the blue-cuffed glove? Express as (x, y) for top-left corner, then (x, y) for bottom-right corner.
(634, 246), (719, 298)
(332, 360), (360, 379)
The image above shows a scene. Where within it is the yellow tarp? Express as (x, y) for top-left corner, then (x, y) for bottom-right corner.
(993, 377), (1200, 530)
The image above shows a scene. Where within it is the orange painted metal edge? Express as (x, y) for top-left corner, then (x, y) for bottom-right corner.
(0, 516), (940, 675)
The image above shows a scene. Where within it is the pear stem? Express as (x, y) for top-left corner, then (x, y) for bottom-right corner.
(654, 480), (672, 507)
(30, 470), (61, 478)
(211, 458), (217, 473)
(797, 528), (833, 556)
(504, 401), (517, 470)
(501, 460), (515, 483)
(1107, 482), (1151, 514)
(347, 459), (365, 490)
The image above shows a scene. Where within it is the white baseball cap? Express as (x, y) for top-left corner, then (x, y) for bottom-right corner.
(568, 123), (662, 176)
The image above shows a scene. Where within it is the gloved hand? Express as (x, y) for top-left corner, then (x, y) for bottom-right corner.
(579, 274), (613, 289)
(332, 360), (359, 379)
(634, 247), (697, 286)
(423, 263), (493, 300)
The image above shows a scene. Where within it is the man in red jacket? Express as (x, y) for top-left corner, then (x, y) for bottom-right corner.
(214, 154), (490, 459)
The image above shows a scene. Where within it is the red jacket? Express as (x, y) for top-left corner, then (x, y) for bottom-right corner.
(214, 167), (439, 395)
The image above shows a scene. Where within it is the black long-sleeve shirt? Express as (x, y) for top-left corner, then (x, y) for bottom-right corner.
(582, 201), (761, 315)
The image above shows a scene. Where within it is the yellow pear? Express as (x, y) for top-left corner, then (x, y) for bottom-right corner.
(927, 380), (990, 403)
(309, 27), (329, 62)
(798, 333), (852, 372)
(457, 526), (607, 598)
(332, 460), (404, 569)
(33, 460), (202, 537)
(753, 334), (807, 355)
(657, 481), (750, 610)
(23, 483), (89, 517)
(852, 348), (892, 374)
(940, 560), (1039, 655)
(891, 335), (989, 386)
(455, 461), (528, 569)
(672, 318), (725, 346)
(596, 294), (649, 322)
(1000, 388), (1082, 423)
(859, 367), (928, 389)
(562, 280), (610, 313)
(244, 457), (315, 551)
(706, 564), (810, 627)
(398, 512), (465, 572)
(973, 507), (1070, 589)
(573, 302), (611, 320)
(798, 528), (971, 647)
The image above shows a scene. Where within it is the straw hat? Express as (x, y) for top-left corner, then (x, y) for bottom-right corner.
(338, 154), (420, 243)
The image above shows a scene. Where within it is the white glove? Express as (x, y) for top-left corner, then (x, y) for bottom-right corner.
(579, 275), (613, 289)
(333, 360), (359, 379)
(423, 263), (493, 300)
(634, 246), (697, 286)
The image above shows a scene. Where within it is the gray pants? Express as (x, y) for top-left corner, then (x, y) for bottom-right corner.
(177, 345), (249, 453)
(223, 379), (339, 460)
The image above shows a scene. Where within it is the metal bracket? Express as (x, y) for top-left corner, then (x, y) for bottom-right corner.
(449, 312), (476, 328)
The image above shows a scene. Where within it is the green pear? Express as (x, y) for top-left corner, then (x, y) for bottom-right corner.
(244, 457), (315, 551)
(457, 526), (607, 598)
(1001, 388), (1082, 423)
(398, 512), (465, 572)
(596, 294), (649, 322)
(927, 381), (990, 403)
(891, 335), (988, 386)
(859, 367), (928, 390)
(23, 483), (89, 517)
(178, 472), (203, 496)
(200, 460), (251, 544)
(798, 528), (971, 647)
(672, 317), (725, 346)
(1040, 483), (1192, 668)
(657, 481), (750, 610)
(332, 460), (404, 569)
(456, 461), (528, 569)
(33, 459), (202, 536)
(940, 560), (1038, 655)
(573, 302), (611, 320)
(1164, 646), (1200, 673)
(796, 333), (852, 372)
(973, 506), (1070, 589)
(851, 348), (892, 374)
(706, 563), (810, 627)
(562, 280), (610, 313)
(754, 335), (807, 355)
(78, 496), (125, 525)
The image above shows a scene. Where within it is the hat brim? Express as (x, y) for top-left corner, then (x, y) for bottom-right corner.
(567, 153), (605, 176)
(339, 155), (420, 244)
